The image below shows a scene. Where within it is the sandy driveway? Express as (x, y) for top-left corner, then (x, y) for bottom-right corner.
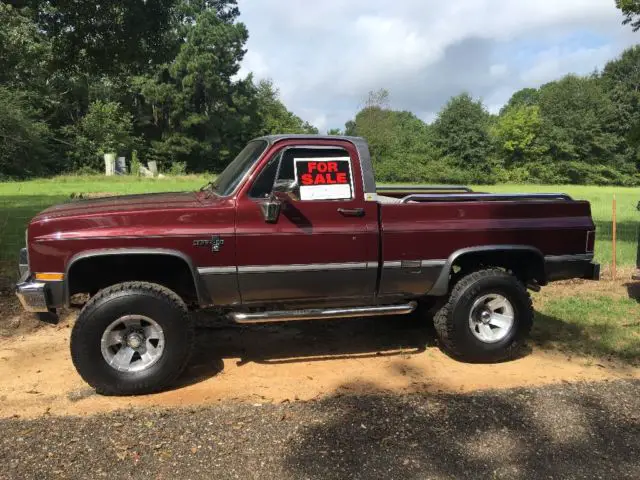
(1, 312), (638, 419)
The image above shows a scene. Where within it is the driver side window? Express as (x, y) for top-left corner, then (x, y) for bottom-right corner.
(249, 147), (350, 199)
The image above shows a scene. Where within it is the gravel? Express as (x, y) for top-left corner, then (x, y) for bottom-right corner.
(1, 379), (639, 479)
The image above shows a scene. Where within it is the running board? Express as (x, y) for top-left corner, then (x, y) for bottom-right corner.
(230, 302), (418, 324)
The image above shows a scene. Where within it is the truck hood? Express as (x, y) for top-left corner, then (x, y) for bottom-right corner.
(34, 191), (206, 221)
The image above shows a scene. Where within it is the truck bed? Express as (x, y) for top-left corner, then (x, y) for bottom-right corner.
(376, 192), (595, 300)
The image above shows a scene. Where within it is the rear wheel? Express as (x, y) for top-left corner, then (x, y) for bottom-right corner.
(70, 282), (194, 395)
(433, 269), (533, 362)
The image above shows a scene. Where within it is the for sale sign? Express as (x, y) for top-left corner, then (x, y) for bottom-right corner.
(294, 157), (354, 201)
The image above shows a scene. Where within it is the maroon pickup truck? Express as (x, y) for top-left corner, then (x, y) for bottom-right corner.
(16, 135), (599, 395)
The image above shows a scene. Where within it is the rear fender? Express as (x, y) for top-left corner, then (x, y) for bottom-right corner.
(427, 245), (545, 296)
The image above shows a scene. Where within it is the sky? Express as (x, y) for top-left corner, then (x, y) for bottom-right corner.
(236, 0), (638, 132)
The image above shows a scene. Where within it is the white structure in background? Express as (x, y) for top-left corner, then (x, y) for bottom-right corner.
(139, 166), (155, 177)
(105, 154), (162, 178)
(115, 157), (127, 175)
(104, 153), (116, 176)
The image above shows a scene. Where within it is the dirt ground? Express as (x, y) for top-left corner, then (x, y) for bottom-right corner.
(1, 273), (638, 419)
(0, 311), (637, 419)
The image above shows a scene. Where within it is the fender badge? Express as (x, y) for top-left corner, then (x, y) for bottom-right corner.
(194, 235), (225, 253)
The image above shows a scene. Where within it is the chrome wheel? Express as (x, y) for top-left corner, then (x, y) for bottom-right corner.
(100, 315), (165, 373)
(468, 294), (515, 344)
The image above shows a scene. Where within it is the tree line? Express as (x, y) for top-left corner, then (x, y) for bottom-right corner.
(1, 0), (639, 186)
(0, 0), (316, 179)
(339, 45), (640, 186)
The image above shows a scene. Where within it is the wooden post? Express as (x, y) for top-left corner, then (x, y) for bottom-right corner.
(612, 195), (617, 280)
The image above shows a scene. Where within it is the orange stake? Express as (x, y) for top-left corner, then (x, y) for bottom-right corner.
(612, 195), (617, 280)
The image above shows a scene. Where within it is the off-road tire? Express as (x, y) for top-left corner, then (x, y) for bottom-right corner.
(70, 282), (194, 395)
(433, 269), (533, 362)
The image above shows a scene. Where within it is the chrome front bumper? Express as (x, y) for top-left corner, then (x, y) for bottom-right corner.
(16, 273), (49, 313)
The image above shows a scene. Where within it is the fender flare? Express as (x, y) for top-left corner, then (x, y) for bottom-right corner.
(427, 245), (545, 296)
(64, 248), (211, 307)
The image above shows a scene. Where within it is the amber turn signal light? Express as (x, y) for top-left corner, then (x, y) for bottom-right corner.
(35, 273), (64, 281)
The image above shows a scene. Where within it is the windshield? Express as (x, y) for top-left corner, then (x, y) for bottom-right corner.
(208, 140), (268, 197)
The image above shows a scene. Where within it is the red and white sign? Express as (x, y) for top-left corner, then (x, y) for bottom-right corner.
(294, 157), (354, 201)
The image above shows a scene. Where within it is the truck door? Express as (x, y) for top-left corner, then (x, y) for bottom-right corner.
(235, 141), (379, 305)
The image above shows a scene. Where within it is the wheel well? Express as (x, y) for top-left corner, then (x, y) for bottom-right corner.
(451, 250), (546, 287)
(67, 254), (199, 306)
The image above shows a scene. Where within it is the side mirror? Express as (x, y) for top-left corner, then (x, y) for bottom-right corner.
(259, 195), (282, 224)
(273, 179), (300, 202)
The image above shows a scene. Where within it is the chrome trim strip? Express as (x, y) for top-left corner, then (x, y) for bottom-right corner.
(384, 260), (446, 269)
(545, 254), (594, 263)
(230, 302), (418, 324)
(401, 260), (421, 269)
(239, 262), (369, 274)
(383, 261), (402, 269)
(198, 266), (237, 275)
(36, 234), (215, 242)
(421, 259), (447, 268)
(401, 193), (573, 203)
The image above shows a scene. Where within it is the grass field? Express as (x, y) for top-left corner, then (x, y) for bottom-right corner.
(531, 277), (640, 363)
(0, 176), (637, 279)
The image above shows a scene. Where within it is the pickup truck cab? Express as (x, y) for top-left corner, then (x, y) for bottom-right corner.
(16, 135), (600, 395)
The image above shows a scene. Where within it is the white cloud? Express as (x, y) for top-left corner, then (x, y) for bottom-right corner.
(237, 0), (638, 132)
(520, 45), (614, 84)
(490, 64), (508, 78)
(237, 50), (269, 80)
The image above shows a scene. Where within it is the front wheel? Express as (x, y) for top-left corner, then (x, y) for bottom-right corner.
(70, 282), (194, 395)
(433, 269), (533, 362)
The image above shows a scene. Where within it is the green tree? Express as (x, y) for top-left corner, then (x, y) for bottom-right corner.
(0, 4), (50, 90)
(500, 88), (540, 114)
(616, 0), (640, 31)
(131, 4), (252, 171)
(254, 79), (318, 136)
(602, 46), (640, 145)
(352, 89), (395, 161)
(17, 0), (182, 75)
(537, 75), (619, 165)
(0, 87), (52, 178)
(63, 100), (135, 171)
(433, 93), (493, 173)
(346, 90), (441, 182)
(491, 105), (545, 167)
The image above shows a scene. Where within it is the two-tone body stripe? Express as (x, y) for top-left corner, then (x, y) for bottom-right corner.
(199, 260), (446, 276)
(198, 262), (378, 275)
(198, 266), (237, 275)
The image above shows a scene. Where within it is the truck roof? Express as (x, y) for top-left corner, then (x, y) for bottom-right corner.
(255, 134), (365, 143)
